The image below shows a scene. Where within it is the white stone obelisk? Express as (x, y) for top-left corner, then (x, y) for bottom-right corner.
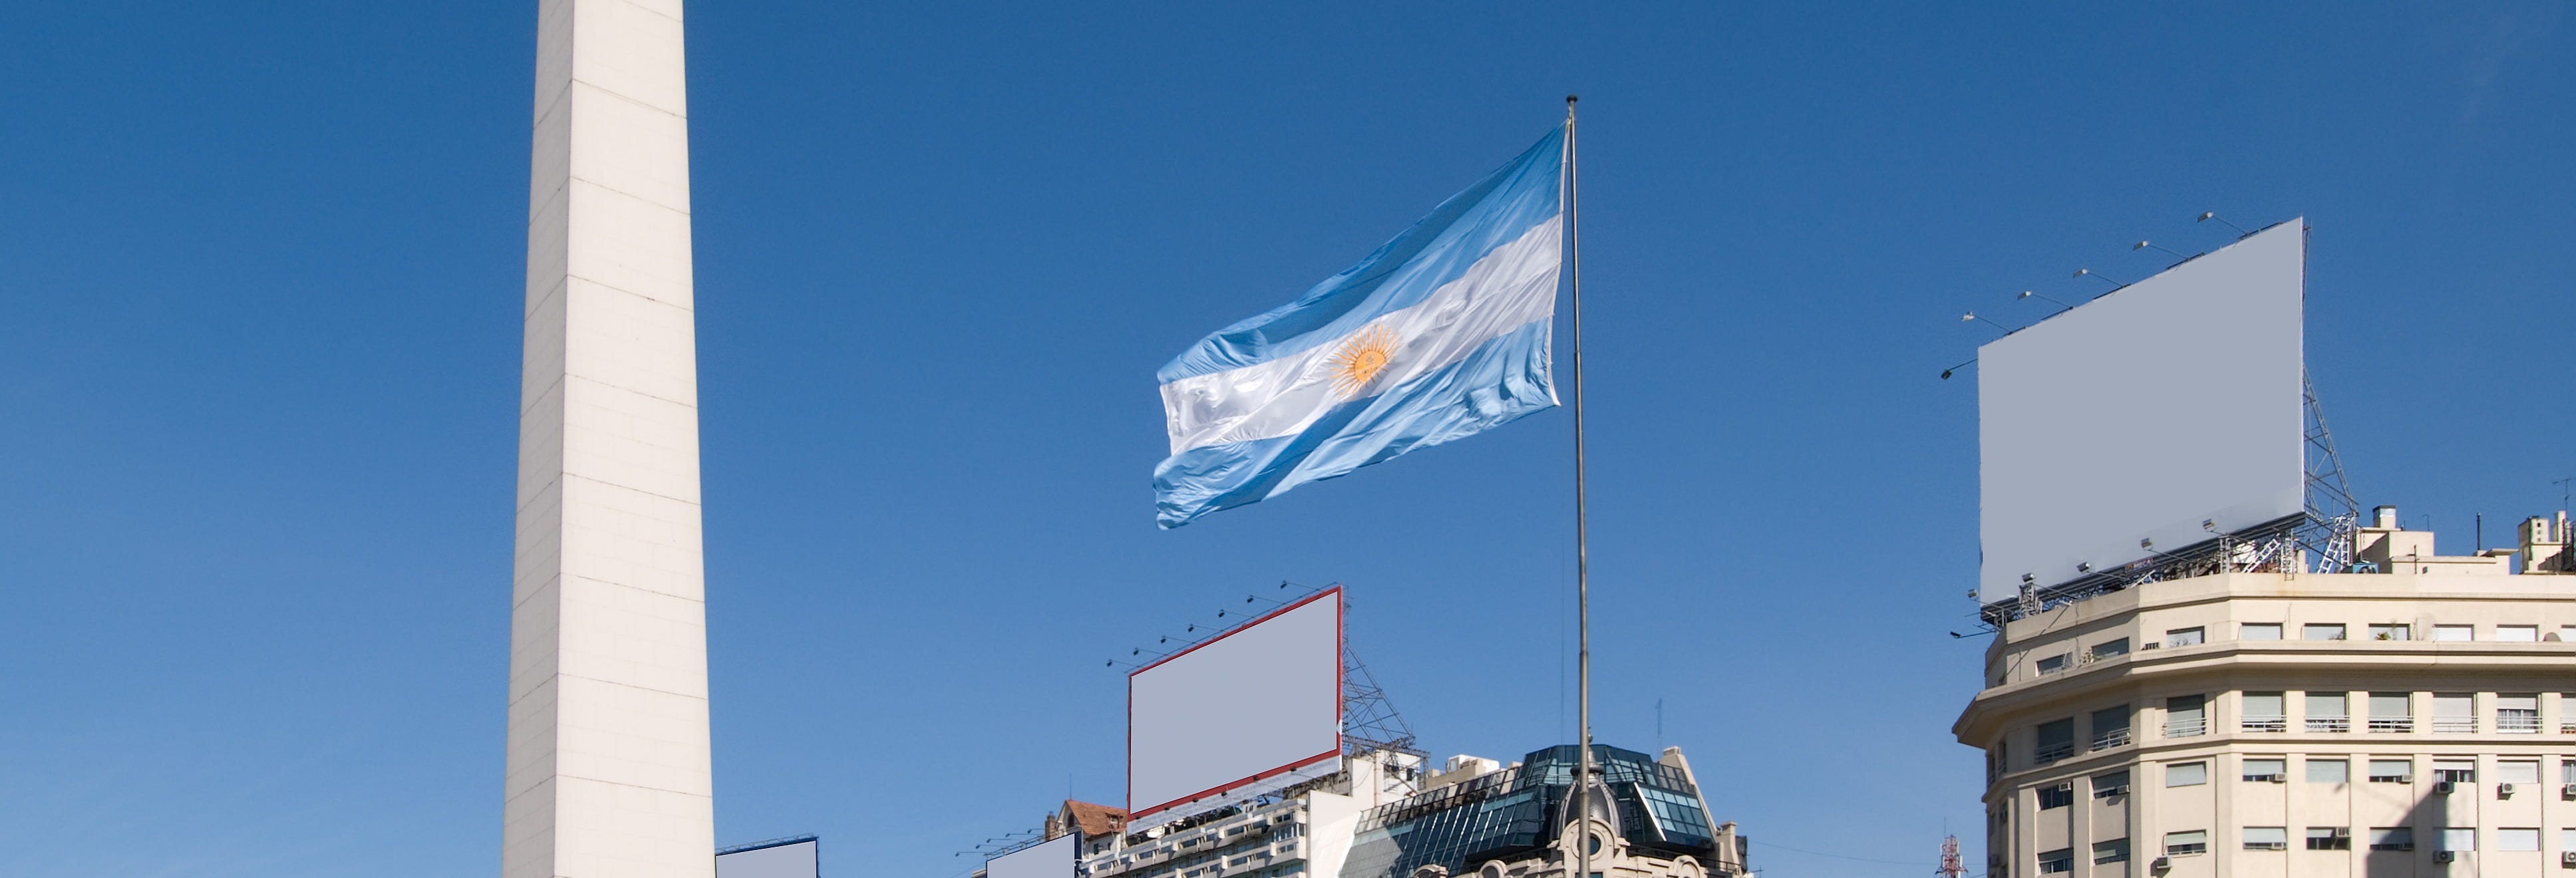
(506, 0), (713, 876)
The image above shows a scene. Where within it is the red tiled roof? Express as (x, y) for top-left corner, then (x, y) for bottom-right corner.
(1062, 800), (1128, 839)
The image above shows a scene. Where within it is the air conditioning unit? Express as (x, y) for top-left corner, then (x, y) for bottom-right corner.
(2150, 855), (2171, 872)
(2436, 780), (2457, 794)
(2102, 784), (2131, 797)
(2265, 773), (2287, 784)
(2435, 851), (2456, 864)
(2561, 851), (2576, 867)
(2499, 782), (2515, 798)
(2563, 782), (2576, 800)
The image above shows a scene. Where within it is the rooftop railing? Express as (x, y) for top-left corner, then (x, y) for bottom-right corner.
(2306, 716), (2350, 733)
(2241, 716), (2287, 733)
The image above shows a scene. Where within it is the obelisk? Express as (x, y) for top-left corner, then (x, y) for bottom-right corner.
(506, 0), (713, 875)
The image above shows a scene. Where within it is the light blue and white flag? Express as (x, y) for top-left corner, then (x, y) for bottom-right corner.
(1154, 127), (1565, 528)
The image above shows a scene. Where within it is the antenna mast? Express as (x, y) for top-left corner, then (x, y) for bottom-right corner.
(1937, 835), (1967, 878)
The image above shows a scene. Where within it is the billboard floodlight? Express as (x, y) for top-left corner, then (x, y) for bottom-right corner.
(2135, 240), (2186, 259)
(2017, 289), (2075, 311)
(2072, 267), (2124, 286)
(2197, 211), (2251, 235)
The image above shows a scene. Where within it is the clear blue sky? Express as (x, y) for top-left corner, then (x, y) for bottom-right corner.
(3, 3), (2570, 876)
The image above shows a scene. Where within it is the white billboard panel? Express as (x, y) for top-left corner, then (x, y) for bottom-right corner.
(1978, 220), (2307, 603)
(985, 833), (1075, 878)
(717, 837), (818, 878)
(1129, 587), (1343, 822)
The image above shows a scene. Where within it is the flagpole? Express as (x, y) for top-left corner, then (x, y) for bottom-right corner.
(1563, 93), (1595, 878)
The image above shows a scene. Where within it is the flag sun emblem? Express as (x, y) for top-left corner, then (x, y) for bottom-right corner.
(1325, 324), (1400, 398)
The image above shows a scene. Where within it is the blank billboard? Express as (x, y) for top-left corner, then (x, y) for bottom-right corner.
(717, 837), (818, 878)
(985, 833), (1075, 878)
(1977, 220), (2306, 603)
(1129, 587), (1342, 822)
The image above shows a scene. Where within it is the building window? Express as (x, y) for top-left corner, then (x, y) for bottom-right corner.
(2166, 627), (2204, 647)
(2565, 695), (2576, 734)
(2368, 827), (2414, 851)
(2034, 718), (2074, 764)
(2036, 653), (2068, 674)
(2092, 839), (2128, 865)
(2432, 692), (2477, 733)
(2437, 828), (2476, 852)
(2498, 694), (2539, 733)
(2305, 692), (2349, 732)
(2498, 625), (2539, 642)
(2243, 827), (2288, 851)
(2090, 705), (2132, 749)
(2367, 759), (2413, 783)
(2431, 624), (2472, 641)
(2243, 757), (2287, 782)
(2038, 782), (2073, 810)
(2497, 828), (2540, 852)
(2036, 848), (2072, 874)
(2368, 692), (2413, 732)
(2091, 638), (2129, 660)
(2497, 760), (2539, 785)
(2303, 623), (2347, 641)
(2165, 694), (2207, 738)
(2164, 831), (2208, 857)
(2240, 623), (2282, 641)
(2306, 757), (2349, 784)
(2432, 758), (2476, 784)
(2092, 770), (2130, 799)
(2368, 623), (2410, 641)
(2241, 692), (2286, 732)
(2305, 827), (2351, 850)
(2167, 762), (2207, 787)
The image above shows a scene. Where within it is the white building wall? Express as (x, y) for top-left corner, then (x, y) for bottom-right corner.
(1960, 561), (2576, 878)
(506, 1), (712, 876)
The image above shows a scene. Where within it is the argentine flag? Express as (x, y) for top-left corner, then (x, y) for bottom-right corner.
(1155, 127), (1565, 528)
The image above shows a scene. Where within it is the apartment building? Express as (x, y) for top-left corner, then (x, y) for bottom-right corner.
(1955, 510), (2576, 878)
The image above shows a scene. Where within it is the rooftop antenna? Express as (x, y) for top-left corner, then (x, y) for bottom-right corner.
(1937, 834), (1967, 878)
(2553, 476), (2574, 513)
(2016, 289), (2074, 313)
(2197, 210), (2251, 236)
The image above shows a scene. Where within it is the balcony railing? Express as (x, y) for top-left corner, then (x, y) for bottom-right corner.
(2034, 742), (2075, 765)
(2092, 728), (2133, 750)
(2368, 717), (2414, 733)
(2432, 718), (2477, 734)
(2499, 712), (2539, 734)
(2241, 716), (2287, 733)
(2165, 718), (2207, 738)
(2307, 717), (2350, 733)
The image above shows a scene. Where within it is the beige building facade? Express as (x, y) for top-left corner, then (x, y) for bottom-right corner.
(1957, 512), (2576, 878)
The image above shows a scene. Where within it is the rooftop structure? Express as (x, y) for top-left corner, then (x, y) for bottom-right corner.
(976, 744), (1746, 878)
(1957, 510), (2576, 878)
